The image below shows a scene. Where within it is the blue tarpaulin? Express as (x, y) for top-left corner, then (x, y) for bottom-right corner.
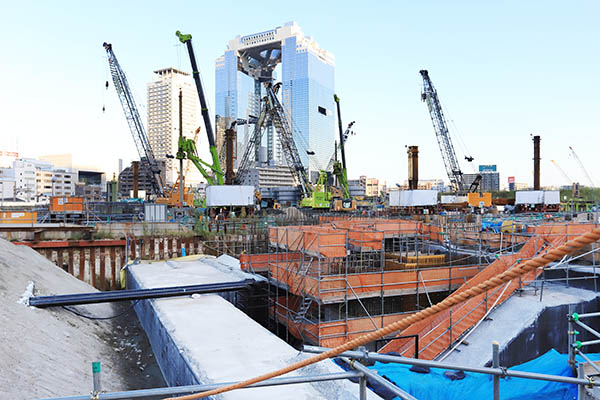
(366, 349), (600, 400)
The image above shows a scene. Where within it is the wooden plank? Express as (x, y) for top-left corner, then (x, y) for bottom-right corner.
(57, 250), (64, 271)
(149, 238), (155, 261)
(159, 239), (165, 260)
(79, 249), (85, 281)
(90, 247), (96, 288)
(130, 238), (136, 260)
(67, 248), (74, 275)
(99, 250), (106, 291)
(110, 247), (117, 290)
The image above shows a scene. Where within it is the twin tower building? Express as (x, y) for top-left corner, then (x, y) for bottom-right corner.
(147, 22), (335, 184)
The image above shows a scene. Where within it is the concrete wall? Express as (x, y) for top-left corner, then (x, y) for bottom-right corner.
(95, 222), (193, 238)
(496, 295), (600, 368)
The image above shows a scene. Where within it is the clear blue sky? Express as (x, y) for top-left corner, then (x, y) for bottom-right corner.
(1, 1), (599, 188)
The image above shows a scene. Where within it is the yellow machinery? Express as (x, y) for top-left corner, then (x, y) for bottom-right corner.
(467, 192), (492, 207)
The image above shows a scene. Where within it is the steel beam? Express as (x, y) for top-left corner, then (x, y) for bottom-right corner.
(29, 279), (256, 308)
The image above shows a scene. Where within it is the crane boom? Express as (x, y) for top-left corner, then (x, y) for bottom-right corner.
(235, 96), (270, 184)
(103, 42), (165, 196)
(266, 83), (312, 197)
(420, 70), (466, 192)
(326, 121), (354, 171)
(569, 146), (595, 187)
(551, 159), (573, 185)
(176, 31), (224, 185)
(333, 94), (351, 199)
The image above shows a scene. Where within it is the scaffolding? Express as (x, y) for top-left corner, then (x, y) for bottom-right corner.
(266, 219), (493, 348)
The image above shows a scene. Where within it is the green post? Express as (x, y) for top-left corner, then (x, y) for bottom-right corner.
(92, 361), (101, 394)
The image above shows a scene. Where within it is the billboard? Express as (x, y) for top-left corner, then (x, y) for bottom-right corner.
(507, 176), (515, 184)
(479, 164), (497, 172)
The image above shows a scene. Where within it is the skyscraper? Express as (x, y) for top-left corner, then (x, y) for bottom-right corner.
(215, 22), (335, 181)
(147, 68), (198, 184)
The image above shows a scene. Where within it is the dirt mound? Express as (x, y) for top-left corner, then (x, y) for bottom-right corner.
(0, 238), (162, 398)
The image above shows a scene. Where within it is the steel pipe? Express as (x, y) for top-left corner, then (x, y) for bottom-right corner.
(40, 371), (361, 400)
(303, 345), (598, 386)
(341, 357), (417, 400)
(576, 311), (600, 319)
(29, 279), (256, 308)
(574, 320), (600, 340)
(576, 349), (600, 375)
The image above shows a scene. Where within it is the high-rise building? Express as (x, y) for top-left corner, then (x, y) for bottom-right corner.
(464, 172), (500, 192)
(147, 68), (198, 184)
(216, 22), (335, 181)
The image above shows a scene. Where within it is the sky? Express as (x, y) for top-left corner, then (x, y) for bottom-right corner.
(1, 1), (599, 188)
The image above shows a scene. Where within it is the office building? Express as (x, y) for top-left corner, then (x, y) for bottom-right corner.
(464, 172), (500, 192)
(216, 22), (335, 181)
(240, 165), (296, 189)
(0, 157), (90, 202)
(147, 68), (198, 184)
(118, 158), (166, 198)
(399, 179), (447, 192)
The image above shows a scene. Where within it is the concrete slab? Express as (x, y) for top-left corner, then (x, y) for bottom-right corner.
(128, 255), (378, 400)
(442, 284), (599, 367)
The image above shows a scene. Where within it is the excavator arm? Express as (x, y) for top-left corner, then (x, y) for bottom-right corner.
(177, 137), (220, 185)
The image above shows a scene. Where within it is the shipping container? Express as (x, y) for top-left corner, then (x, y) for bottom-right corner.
(206, 185), (255, 207)
(467, 192), (492, 207)
(515, 191), (544, 205)
(49, 196), (84, 213)
(144, 203), (167, 222)
(390, 190), (438, 207)
(0, 211), (37, 224)
(543, 190), (560, 205)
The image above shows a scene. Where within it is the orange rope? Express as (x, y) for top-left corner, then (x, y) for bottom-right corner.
(166, 227), (600, 400)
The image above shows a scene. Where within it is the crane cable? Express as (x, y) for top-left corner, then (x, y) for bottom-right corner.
(165, 226), (600, 400)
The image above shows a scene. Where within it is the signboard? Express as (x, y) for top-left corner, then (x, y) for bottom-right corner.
(508, 176), (515, 184)
(479, 164), (497, 172)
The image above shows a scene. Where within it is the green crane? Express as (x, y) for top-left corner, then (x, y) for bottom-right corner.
(333, 94), (351, 199)
(175, 31), (224, 186)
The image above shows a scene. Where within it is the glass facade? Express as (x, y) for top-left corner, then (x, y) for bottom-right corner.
(216, 24), (335, 181)
(282, 36), (335, 180)
(215, 51), (260, 167)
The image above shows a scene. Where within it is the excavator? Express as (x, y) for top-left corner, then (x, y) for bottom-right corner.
(299, 171), (332, 209)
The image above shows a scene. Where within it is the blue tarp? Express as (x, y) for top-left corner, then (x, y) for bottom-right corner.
(368, 349), (600, 400)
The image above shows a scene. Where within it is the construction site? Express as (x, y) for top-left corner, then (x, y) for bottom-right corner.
(3, 12), (600, 400)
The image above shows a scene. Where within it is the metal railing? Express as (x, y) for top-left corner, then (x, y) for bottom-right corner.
(305, 343), (600, 400)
